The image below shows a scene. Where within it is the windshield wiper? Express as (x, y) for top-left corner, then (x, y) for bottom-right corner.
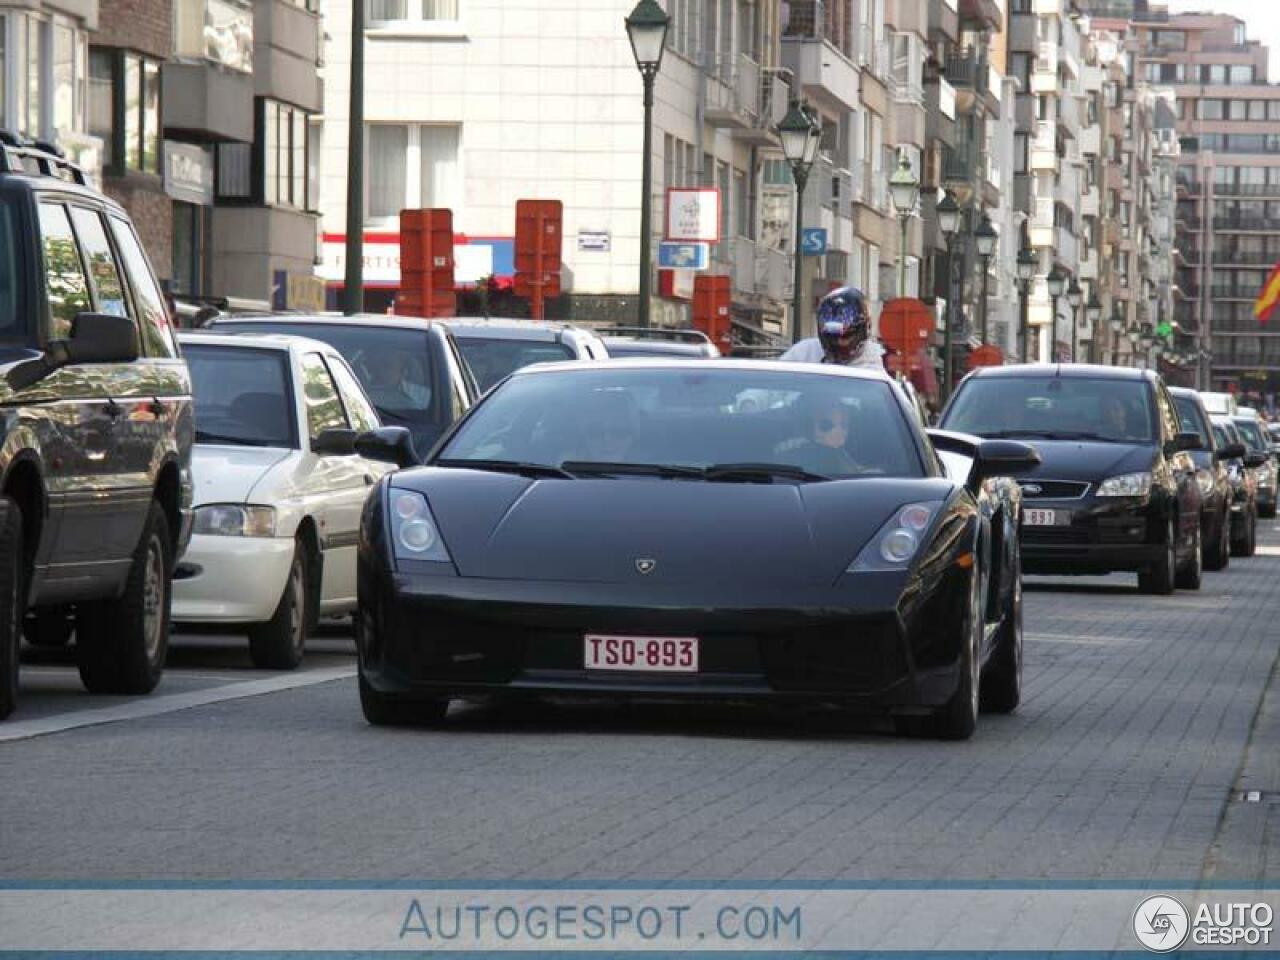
(433, 458), (573, 479)
(983, 429), (1121, 443)
(703, 462), (829, 483)
(560, 461), (706, 480)
(195, 431), (274, 448)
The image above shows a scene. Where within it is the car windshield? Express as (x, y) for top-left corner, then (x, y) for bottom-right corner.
(185, 345), (297, 449)
(944, 376), (1156, 444)
(220, 322), (443, 452)
(456, 336), (575, 391)
(437, 368), (923, 480)
(1212, 423), (1229, 448)
(1235, 419), (1267, 451)
(1173, 395), (1210, 445)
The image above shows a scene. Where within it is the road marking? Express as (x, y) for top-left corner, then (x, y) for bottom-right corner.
(1027, 632), (1148, 646)
(0, 666), (356, 744)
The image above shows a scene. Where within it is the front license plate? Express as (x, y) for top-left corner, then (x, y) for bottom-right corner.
(584, 635), (699, 673)
(1023, 508), (1062, 526)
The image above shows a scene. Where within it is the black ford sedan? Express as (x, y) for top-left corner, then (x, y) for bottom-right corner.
(1170, 387), (1236, 571)
(941, 365), (1203, 594)
(354, 361), (1038, 739)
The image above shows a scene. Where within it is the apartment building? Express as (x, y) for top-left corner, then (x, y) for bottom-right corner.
(87, 0), (322, 304)
(1137, 11), (1280, 398)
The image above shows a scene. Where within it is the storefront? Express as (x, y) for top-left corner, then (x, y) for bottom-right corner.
(164, 141), (214, 297)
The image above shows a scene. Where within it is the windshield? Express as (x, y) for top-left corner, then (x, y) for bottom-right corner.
(185, 345), (297, 448)
(221, 322), (444, 453)
(437, 368), (923, 480)
(944, 376), (1156, 444)
(456, 336), (575, 391)
(1173, 395), (1209, 445)
(1235, 419), (1267, 451)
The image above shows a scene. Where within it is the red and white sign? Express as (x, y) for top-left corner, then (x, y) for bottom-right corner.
(584, 635), (699, 673)
(319, 233), (499, 287)
(664, 187), (721, 243)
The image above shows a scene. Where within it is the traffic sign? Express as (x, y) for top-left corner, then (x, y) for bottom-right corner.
(658, 241), (710, 271)
(801, 228), (828, 256)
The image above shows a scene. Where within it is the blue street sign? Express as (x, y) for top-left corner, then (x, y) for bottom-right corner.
(801, 228), (828, 256)
(658, 241), (711, 271)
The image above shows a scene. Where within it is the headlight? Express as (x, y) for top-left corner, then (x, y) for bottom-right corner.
(192, 504), (276, 537)
(1195, 469), (1215, 496)
(1259, 463), (1275, 488)
(1096, 472), (1152, 497)
(849, 501), (941, 572)
(389, 488), (452, 563)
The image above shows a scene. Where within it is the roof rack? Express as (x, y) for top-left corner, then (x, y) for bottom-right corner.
(0, 129), (88, 186)
(596, 326), (713, 343)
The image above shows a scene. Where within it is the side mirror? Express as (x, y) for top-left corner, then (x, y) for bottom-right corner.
(1166, 431), (1204, 456)
(1215, 443), (1246, 462)
(5, 312), (138, 391)
(1244, 452), (1270, 469)
(973, 439), (1042, 481)
(354, 426), (419, 469)
(311, 427), (358, 457)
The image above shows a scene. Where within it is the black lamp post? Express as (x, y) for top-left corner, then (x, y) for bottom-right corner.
(974, 214), (997, 345)
(625, 0), (670, 329)
(1085, 293), (1102, 365)
(779, 101), (822, 342)
(1016, 244), (1036, 363)
(889, 151), (920, 298)
(1066, 277), (1083, 363)
(343, 0), (366, 315)
(938, 190), (962, 399)
(1047, 266), (1066, 363)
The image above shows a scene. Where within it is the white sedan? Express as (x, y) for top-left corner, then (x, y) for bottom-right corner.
(174, 332), (392, 668)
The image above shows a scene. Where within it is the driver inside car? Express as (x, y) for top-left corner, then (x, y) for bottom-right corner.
(774, 397), (860, 477)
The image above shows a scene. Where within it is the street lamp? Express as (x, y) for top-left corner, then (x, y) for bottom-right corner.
(938, 190), (962, 400)
(1047, 266), (1066, 363)
(889, 151), (920, 299)
(625, 0), (670, 329)
(1086, 293), (1102, 364)
(974, 215), (997, 346)
(1016, 244), (1036, 363)
(778, 101), (822, 342)
(343, 0), (367, 315)
(1066, 277), (1083, 363)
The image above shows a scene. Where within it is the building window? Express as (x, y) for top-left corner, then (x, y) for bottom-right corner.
(367, 0), (459, 25)
(263, 100), (313, 210)
(365, 123), (461, 225)
(89, 49), (161, 176)
(174, 0), (253, 73)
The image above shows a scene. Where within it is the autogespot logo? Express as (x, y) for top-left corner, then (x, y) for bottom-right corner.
(1133, 895), (1191, 952)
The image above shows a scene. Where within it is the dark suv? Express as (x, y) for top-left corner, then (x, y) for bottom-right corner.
(0, 139), (193, 720)
(940, 365), (1203, 594)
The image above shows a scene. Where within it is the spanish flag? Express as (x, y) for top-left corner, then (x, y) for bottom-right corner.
(1256, 262), (1280, 324)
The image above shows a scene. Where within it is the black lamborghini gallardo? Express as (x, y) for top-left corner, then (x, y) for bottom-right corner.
(353, 361), (1038, 739)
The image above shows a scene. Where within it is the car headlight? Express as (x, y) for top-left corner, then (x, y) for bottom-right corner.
(1259, 463), (1275, 488)
(1096, 472), (1152, 498)
(849, 502), (941, 572)
(192, 504), (276, 537)
(1195, 469), (1215, 496)
(389, 488), (452, 563)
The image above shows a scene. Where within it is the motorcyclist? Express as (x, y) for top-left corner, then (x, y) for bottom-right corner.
(779, 286), (885, 370)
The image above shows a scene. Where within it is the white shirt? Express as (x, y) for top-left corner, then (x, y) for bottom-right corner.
(780, 337), (886, 370)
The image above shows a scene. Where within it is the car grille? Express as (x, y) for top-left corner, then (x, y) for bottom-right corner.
(1019, 479), (1090, 500)
(1022, 526), (1091, 545)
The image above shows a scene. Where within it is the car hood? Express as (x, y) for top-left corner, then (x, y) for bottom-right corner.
(193, 446), (293, 506)
(1014, 440), (1154, 484)
(402, 469), (955, 584)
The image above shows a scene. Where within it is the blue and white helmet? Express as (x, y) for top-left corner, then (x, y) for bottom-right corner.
(816, 286), (870, 362)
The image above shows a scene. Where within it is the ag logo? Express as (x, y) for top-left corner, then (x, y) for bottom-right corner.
(1133, 895), (1190, 952)
(1021, 483), (1043, 495)
(634, 558), (657, 575)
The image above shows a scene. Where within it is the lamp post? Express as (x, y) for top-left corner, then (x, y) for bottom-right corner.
(974, 214), (997, 345)
(1085, 293), (1102, 365)
(1110, 306), (1125, 364)
(343, 0), (366, 315)
(1066, 277), (1083, 363)
(625, 0), (670, 329)
(779, 101), (822, 342)
(1047, 266), (1066, 363)
(938, 190), (962, 400)
(1016, 244), (1036, 363)
(889, 151), (920, 299)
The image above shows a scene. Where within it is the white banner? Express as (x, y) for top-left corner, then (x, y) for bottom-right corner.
(0, 887), (1276, 952)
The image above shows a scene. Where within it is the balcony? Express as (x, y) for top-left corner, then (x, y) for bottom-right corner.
(944, 50), (998, 115)
(1079, 248), (1099, 280)
(1056, 93), (1080, 137)
(958, 0), (1002, 31)
(705, 55), (788, 145)
(1030, 122), (1057, 173)
(167, 0), (255, 141)
(1079, 124), (1101, 156)
(925, 74), (957, 146)
(254, 0), (322, 112)
(1032, 42), (1059, 95)
(1081, 185), (1100, 217)
(929, 0), (960, 43)
(781, 31), (860, 112)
